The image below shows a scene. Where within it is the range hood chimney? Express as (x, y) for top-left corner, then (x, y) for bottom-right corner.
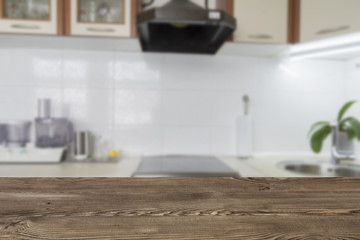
(137, 0), (236, 55)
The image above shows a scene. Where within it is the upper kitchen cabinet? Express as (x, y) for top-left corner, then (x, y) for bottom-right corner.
(0, 0), (62, 35)
(65, 0), (137, 37)
(232, 0), (289, 44)
(300, 0), (360, 42)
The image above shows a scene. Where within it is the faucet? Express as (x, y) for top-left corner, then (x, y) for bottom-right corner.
(330, 122), (356, 164)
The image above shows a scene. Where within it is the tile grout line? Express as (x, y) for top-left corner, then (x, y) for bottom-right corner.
(159, 54), (165, 155)
(111, 46), (117, 150)
(60, 40), (65, 117)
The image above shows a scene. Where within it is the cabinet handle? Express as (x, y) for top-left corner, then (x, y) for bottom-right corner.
(11, 24), (41, 30)
(86, 27), (115, 33)
(248, 34), (273, 40)
(316, 25), (350, 35)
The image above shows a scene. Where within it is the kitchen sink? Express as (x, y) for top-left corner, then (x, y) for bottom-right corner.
(277, 160), (360, 177)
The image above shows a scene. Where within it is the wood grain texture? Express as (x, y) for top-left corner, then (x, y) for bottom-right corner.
(130, 0), (139, 38)
(288, 0), (301, 44)
(63, 0), (71, 35)
(0, 0), (4, 19)
(57, 0), (64, 35)
(0, 178), (360, 239)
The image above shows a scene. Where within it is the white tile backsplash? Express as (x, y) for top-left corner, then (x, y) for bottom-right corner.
(345, 57), (360, 157)
(209, 126), (236, 156)
(1, 38), (358, 157)
(253, 124), (307, 153)
(162, 54), (255, 91)
(162, 126), (211, 155)
(161, 90), (214, 125)
(114, 125), (162, 156)
(63, 50), (114, 88)
(0, 87), (62, 120)
(114, 89), (162, 125)
(0, 49), (62, 87)
(63, 88), (113, 126)
(114, 52), (162, 89)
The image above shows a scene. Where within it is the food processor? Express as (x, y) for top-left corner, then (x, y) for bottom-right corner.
(2, 121), (31, 148)
(0, 99), (74, 163)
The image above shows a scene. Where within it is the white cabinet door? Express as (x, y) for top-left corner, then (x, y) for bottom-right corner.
(70, 0), (132, 37)
(0, 0), (58, 35)
(300, 0), (360, 42)
(233, 0), (288, 44)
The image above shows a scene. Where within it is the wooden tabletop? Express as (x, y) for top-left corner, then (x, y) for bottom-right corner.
(0, 178), (360, 239)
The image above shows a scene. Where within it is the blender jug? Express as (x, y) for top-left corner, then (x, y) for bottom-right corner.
(35, 99), (74, 148)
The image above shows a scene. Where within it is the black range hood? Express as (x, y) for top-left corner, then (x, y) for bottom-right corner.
(137, 0), (236, 55)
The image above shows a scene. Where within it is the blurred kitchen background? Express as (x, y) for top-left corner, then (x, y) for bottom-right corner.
(1, 0), (360, 177)
(1, 37), (358, 156)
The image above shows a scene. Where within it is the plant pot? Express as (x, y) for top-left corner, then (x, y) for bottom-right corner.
(336, 131), (355, 155)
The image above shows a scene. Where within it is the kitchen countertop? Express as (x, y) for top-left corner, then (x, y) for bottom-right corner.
(0, 155), (358, 177)
(0, 156), (265, 177)
(1, 178), (360, 239)
(247, 155), (360, 177)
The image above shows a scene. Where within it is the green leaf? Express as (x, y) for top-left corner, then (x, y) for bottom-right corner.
(310, 125), (332, 154)
(308, 121), (330, 137)
(341, 117), (360, 141)
(345, 128), (356, 140)
(337, 100), (357, 121)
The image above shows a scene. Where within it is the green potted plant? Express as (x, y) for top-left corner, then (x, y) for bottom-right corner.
(309, 100), (360, 154)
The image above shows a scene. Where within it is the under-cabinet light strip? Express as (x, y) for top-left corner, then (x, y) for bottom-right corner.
(290, 32), (360, 60)
(291, 45), (360, 61)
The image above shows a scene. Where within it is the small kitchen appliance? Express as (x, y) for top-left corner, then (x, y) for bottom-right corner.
(1, 121), (31, 148)
(73, 131), (92, 161)
(35, 99), (73, 148)
(0, 99), (74, 163)
(0, 124), (4, 145)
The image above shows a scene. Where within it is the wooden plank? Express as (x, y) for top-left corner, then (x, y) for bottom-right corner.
(0, 178), (360, 239)
(63, 0), (71, 36)
(216, 0), (234, 15)
(130, 0), (139, 38)
(57, 0), (64, 35)
(0, 0), (3, 19)
(288, 0), (301, 44)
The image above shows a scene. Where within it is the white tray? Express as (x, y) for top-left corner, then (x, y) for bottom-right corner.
(0, 146), (65, 163)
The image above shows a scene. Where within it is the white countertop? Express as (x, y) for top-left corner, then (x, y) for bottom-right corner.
(247, 155), (360, 177)
(0, 155), (358, 177)
(0, 158), (141, 177)
(0, 156), (265, 177)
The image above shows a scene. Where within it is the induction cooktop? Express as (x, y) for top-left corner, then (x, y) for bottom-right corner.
(132, 155), (240, 178)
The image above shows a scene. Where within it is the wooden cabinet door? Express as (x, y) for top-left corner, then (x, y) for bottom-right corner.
(233, 0), (289, 44)
(66, 0), (135, 37)
(300, 0), (360, 42)
(0, 0), (61, 35)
